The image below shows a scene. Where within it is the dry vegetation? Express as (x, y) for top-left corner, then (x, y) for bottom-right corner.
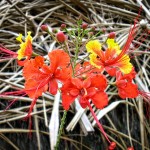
(0, 0), (150, 150)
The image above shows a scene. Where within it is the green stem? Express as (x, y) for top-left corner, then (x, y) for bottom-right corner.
(55, 110), (67, 150)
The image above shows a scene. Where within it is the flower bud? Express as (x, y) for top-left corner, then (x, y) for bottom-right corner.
(108, 32), (116, 39)
(102, 27), (106, 33)
(41, 25), (48, 32)
(56, 31), (66, 43)
(81, 23), (88, 30)
(52, 28), (58, 33)
(60, 24), (66, 30)
(89, 32), (94, 37)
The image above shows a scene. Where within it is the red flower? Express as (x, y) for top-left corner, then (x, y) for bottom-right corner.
(61, 74), (108, 110)
(23, 49), (70, 98)
(116, 69), (139, 99)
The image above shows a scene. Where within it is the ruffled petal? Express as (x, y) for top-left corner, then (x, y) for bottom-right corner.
(91, 92), (108, 109)
(54, 67), (71, 82)
(106, 39), (121, 54)
(117, 82), (139, 99)
(25, 78), (48, 98)
(71, 78), (83, 89)
(17, 31), (32, 60)
(17, 57), (29, 66)
(86, 40), (102, 55)
(116, 54), (133, 74)
(61, 79), (73, 92)
(49, 78), (58, 95)
(105, 67), (117, 76)
(23, 56), (44, 79)
(89, 53), (103, 69)
(91, 74), (107, 91)
(70, 89), (79, 96)
(48, 49), (70, 72)
(122, 68), (136, 81)
(79, 97), (88, 108)
(62, 93), (76, 110)
(87, 87), (97, 97)
(83, 77), (91, 89)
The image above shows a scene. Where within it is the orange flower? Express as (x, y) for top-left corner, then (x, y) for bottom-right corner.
(20, 49), (70, 118)
(86, 39), (133, 74)
(0, 32), (33, 66)
(61, 74), (108, 110)
(116, 69), (139, 99)
(23, 49), (70, 98)
(86, 23), (138, 75)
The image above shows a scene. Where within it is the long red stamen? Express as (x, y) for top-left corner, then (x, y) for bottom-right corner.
(87, 100), (111, 143)
(106, 7), (142, 66)
(25, 98), (38, 119)
(0, 45), (17, 58)
(4, 93), (27, 111)
(121, 6), (142, 55)
(139, 90), (150, 105)
(130, 29), (149, 51)
(139, 90), (150, 118)
(1, 76), (51, 118)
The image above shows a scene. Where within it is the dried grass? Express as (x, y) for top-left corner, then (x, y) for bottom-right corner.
(0, 0), (150, 150)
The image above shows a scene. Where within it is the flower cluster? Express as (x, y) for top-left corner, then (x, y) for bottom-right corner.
(0, 18), (146, 149)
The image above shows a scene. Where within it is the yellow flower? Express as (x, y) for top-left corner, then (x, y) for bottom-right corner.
(16, 31), (32, 60)
(86, 39), (133, 74)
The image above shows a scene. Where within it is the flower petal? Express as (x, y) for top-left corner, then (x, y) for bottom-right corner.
(91, 92), (108, 109)
(89, 53), (103, 69)
(83, 77), (91, 88)
(23, 56), (44, 79)
(86, 40), (101, 55)
(54, 67), (71, 82)
(106, 39), (120, 53)
(105, 67), (117, 76)
(71, 78), (82, 89)
(87, 87), (97, 97)
(62, 93), (76, 110)
(17, 31), (32, 60)
(48, 49), (70, 72)
(117, 82), (139, 99)
(70, 89), (79, 96)
(79, 97), (88, 108)
(49, 79), (58, 95)
(91, 74), (107, 91)
(116, 54), (133, 74)
(25, 78), (48, 98)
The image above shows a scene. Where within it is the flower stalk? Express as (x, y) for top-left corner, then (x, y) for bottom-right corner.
(54, 110), (67, 150)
